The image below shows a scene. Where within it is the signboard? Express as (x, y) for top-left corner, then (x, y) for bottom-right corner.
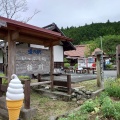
(16, 47), (50, 75)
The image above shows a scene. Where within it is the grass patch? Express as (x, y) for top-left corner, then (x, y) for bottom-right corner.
(72, 79), (99, 91)
(30, 91), (78, 120)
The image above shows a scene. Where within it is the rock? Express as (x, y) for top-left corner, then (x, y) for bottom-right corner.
(74, 88), (79, 91)
(77, 91), (83, 95)
(72, 98), (77, 102)
(71, 92), (76, 96)
(49, 116), (56, 120)
(45, 86), (50, 90)
(77, 95), (82, 100)
(77, 100), (84, 105)
(81, 89), (86, 93)
(82, 93), (86, 97)
(86, 91), (92, 95)
(71, 92), (77, 98)
(81, 98), (87, 101)
(87, 95), (91, 99)
(50, 96), (57, 100)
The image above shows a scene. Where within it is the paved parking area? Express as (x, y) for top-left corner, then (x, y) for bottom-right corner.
(41, 70), (117, 83)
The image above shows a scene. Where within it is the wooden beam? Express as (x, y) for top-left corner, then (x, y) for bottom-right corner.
(12, 31), (19, 40)
(30, 81), (51, 87)
(7, 31), (16, 82)
(8, 25), (60, 40)
(44, 40), (60, 47)
(18, 34), (44, 45)
(0, 30), (7, 39)
(52, 40), (60, 46)
(13, 34), (60, 46)
(49, 46), (54, 91)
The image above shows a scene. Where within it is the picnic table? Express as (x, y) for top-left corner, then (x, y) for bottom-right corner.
(82, 67), (96, 74)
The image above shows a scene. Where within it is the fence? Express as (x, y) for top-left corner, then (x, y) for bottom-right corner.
(0, 74), (72, 109)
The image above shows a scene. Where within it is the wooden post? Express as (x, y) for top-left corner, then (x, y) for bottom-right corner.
(38, 74), (41, 88)
(38, 74), (41, 82)
(0, 78), (2, 97)
(49, 46), (54, 91)
(67, 74), (71, 94)
(24, 80), (30, 109)
(7, 31), (16, 82)
(116, 45), (120, 78)
(95, 51), (104, 88)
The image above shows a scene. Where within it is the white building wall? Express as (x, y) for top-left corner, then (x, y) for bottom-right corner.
(54, 45), (63, 62)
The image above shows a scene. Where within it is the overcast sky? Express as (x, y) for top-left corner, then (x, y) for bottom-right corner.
(25, 0), (120, 28)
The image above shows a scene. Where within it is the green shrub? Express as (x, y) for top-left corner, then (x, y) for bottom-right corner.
(58, 112), (88, 120)
(101, 96), (120, 119)
(80, 100), (96, 113)
(101, 96), (116, 118)
(64, 63), (70, 69)
(64, 58), (69, 63)
(99, 92), (108, 105)
(105, 63), (114, 69)
(18, 75), (30, 80)
(74, 63), (78, 69)
(18, 75), (30, 84)
(105, 78), (120, 98)
(114, 102), (120, 120)
(0, 73), (8, 85)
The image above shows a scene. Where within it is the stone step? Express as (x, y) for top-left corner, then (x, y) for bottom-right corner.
(0, 108), (9, 120)
(35, 88), (71, 101)
(0, 97), (7, 110)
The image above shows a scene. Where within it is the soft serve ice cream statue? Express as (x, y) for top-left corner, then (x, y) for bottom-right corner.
(6, 74), (24, 120)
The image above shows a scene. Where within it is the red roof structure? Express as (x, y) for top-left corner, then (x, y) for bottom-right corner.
(64, 45), (86, 58)
(0, 16), (73, 45)
(0, 16), (74, 82)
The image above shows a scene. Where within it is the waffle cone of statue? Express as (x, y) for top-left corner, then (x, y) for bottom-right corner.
(7, 99), (23, 120)
(6, 74), (24, 120)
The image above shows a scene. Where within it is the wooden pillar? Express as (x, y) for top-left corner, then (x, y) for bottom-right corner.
(24, 80), (30, 109)
(67, 74), (71, 94)
(38, 74), (41, 89)
(95, 51), (104, 88)
(116, 45), (120, 78)
(7, 31), (16, 82)
(0, 78), (2, 97)
(49, 46), (54, 91)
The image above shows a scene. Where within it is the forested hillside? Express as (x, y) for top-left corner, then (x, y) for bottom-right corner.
(61, 20), (120, 45)
(61, 21), (120, 61)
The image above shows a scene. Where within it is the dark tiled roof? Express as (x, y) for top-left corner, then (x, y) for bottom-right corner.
(43, 23), (76, 51)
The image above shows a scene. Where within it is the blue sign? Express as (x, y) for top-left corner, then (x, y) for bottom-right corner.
(28, 48), (41, 55)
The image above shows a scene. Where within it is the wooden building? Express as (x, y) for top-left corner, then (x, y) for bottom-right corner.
(0, 16), (73, 83)
(0, 21), (75, 76)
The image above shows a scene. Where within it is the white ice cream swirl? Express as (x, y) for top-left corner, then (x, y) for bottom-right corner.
(6, 74), (24, 100)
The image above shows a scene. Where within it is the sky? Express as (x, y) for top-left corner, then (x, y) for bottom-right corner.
(24, 0), (120, 28)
